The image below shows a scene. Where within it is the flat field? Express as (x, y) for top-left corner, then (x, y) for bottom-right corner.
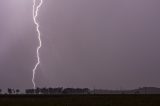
(0, 94), (160, 106)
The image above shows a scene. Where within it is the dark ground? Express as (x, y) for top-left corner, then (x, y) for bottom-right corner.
(0, 94), (160, 106)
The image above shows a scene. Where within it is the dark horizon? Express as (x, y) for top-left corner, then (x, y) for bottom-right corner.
(1, 86), (160, 95)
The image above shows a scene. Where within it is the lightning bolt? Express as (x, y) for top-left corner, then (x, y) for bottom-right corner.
(32, 0), (43, 89)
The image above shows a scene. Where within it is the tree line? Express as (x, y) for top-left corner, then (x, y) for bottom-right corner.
(0, 88), (90, 95)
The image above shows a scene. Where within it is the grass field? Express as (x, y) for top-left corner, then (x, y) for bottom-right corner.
(0, 94), (160, 106)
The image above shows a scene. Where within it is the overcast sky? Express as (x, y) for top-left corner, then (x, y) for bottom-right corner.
(0, 0), (160, 89)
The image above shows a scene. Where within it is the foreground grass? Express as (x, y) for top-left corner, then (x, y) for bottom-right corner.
(0, 94), (160, 106)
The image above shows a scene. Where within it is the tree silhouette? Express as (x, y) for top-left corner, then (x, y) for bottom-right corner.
(16, 89), (20, 94)
(25, 87), (90, 95)
(48, 87), (63, 94)
(8, 88), (12, 94)
(25, 89), (35, 94)
(35, 88), (41, 94)
(40, 88), (49, 94)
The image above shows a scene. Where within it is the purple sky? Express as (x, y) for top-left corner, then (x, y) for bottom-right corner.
(0, 0), (160, 89)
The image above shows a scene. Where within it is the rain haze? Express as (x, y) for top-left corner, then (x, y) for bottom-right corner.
(0, 0), (160, 90)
